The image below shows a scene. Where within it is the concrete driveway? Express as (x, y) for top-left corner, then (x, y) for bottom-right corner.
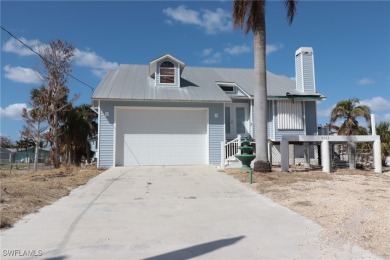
(1, 166), (379, 259)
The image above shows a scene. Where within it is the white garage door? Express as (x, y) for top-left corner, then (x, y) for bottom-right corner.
(116, 108), (208, 166)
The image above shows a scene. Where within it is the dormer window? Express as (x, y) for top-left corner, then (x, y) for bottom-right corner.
(159, 61), (175, 84)
(149, 54), (185, 88)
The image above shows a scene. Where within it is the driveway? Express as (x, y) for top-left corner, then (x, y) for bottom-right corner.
(1, 166), (379, 259)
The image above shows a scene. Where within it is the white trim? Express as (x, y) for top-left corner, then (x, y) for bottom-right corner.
(206, 108), (210, 164)
(113, 107), (117, 167)
(272, 100), (276, 141)
(249, 100), (254, 137)
(223, 103), (226, 143)
(114, 106), (209, 166)
(215, 81), (252, 99)
(303, 101), (307, 135)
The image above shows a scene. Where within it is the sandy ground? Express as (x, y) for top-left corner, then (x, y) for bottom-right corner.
(226, 167), (390, 258)
(0, 164), (104, 229)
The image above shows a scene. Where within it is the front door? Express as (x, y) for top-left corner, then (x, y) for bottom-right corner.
(225, 103), (249, 140)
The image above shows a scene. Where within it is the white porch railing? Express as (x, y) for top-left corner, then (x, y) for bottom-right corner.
(220, 135), (241, 168)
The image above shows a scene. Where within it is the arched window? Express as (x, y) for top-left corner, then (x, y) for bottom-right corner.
(159, 61), (175, 84)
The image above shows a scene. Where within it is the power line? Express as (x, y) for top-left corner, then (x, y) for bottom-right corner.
(1, 26), (95, 92)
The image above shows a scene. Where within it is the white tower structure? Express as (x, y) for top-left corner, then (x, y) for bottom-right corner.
(295, 47), (316, 93)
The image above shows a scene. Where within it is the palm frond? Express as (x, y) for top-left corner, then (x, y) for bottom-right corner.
(285, 0), (298, 24)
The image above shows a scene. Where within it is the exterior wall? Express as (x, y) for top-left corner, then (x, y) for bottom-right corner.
(245, 99), (317, 142)
(98, 100), (224, 167)
(304, 101), (318, 135)
(99, 103), (115, 168)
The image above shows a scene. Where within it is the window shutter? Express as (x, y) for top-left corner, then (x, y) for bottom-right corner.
(277, 100), (303, 130)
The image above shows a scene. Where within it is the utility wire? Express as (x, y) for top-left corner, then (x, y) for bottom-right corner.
(1, 26), (95, 92)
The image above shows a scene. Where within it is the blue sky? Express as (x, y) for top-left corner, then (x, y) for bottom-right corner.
(1, 1), (390, 141)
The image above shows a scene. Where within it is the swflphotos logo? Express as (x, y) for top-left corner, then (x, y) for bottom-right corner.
(2, 249), (43, 257)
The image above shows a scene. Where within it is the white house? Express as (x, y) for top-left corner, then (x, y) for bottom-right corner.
(92, 47), (325, 168)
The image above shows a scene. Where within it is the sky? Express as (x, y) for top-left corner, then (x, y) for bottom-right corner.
(1, 1), (390, 141)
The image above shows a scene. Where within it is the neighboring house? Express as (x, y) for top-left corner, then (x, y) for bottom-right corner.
(92, 47), (325, 168)
(0, 147), (13, 163)
(13, 147), (50, 163)
(88, 136), (98, 162)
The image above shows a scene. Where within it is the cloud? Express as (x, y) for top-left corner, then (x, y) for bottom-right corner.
(74, 49), (119, 78)
(163, 5), (232, 35)
(4, 65), (43, 84)
(317, 107), (333, 118)
(3, 37), (118, 78)
(0, 103), (28, 120)
(380, 113), (390, 122)
(2, 37), (47, 56)
(224, 44), (251, 55)
(200, 48), (222, 64)
(357, 78), (375, 85)
(361, 96), (390, 112)
(266, 43), (284, 55)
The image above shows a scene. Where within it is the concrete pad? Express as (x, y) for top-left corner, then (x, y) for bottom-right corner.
(1, 166), (380, 259)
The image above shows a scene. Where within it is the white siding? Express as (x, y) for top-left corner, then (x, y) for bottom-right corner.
(295, 47), (316, 93)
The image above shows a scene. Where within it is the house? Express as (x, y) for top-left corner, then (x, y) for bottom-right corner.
(0, 147), (13, 164)
(88, 136), (98, 162)
(13, 147), (50, 163)
(92, 47), (325, 168)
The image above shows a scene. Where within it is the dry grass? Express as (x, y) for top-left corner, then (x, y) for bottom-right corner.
(0, 164), (104, 229)
(225, 167), (390, 258)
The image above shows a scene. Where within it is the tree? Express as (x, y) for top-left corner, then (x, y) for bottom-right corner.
(38, 39), (76, 168)
(15, 137), (34, 151)
(232, 0), (298, 172)
(330, 98), (371, 135)
(375, 121), (390, 165)
(0, 136), (15, 148)
(60, 104), (97, 165)
(21, 90), (48, 171)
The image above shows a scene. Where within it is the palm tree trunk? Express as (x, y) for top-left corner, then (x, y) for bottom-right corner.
(253, 18), (271, 172)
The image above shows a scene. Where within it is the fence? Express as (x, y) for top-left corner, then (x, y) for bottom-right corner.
(269, 143), (320, 167)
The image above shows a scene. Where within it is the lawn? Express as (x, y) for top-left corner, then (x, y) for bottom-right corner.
(0, 164), (104, 229)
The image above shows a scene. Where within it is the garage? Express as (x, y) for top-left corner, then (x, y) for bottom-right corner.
(115, 107), (208, 166)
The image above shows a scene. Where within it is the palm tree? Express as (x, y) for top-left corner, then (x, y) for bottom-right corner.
(376, 121), (390, 165)
(330, 98), (371, 135)
(232, 0), (298, 172)
(60, 104), (97, 165)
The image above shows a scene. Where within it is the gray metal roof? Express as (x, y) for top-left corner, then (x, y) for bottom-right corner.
(92, 64), (324, 102)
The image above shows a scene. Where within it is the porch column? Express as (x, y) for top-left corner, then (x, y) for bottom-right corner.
(348, 142), (356, 169)
(289, 144), (295, 166)
(220, 141), (225, 169)
(303, 143), (310, 169)
(281, 140), (289, 172)
(321, 140), (331, 173)
(374, 139), (382, 174)
(237, 135), (242, 154)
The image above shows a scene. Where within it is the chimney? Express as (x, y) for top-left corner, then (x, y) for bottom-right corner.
(295, 47), (316, 93)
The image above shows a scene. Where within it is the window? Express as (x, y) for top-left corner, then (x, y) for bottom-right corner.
(277, 100), (304, 130)
(218, 84), (237, 94)
(159, 61), (175, 84)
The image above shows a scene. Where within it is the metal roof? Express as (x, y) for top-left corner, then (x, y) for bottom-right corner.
(92, 64), (325, 102)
